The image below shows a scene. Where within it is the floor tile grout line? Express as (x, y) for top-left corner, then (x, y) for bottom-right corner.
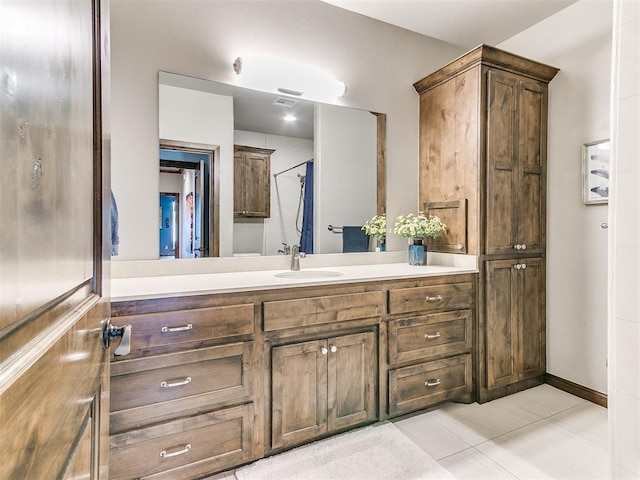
(437, 445), (524, 479)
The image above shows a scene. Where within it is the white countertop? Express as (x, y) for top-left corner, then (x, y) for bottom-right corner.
(111, 261), (477, 302)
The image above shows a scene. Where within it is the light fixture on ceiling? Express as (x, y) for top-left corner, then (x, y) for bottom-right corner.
(283, 114), (296, 122)
(233, 55), (346, 102)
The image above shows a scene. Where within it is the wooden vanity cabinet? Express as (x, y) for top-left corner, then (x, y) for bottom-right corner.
(414, 45), (557, 402)
(263, 288), (382, 452)
(109, 298), (257, 480)
(234, 145), (274, 218)
(386, 276), (474, 416)
(271, 331), (377, 450)
(107, 273), (477, 478)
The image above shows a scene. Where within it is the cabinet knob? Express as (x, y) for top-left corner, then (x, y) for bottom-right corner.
(521, 244), (526, 250)
(521, 263), (527, 269)
(601, 223), (608, 229)
(330, 345), (337, 353)
(321, 347), (328, 355)
(514, 264), (522, 270)
(456, 243), (463, 250)
(513, 244), (522, 250)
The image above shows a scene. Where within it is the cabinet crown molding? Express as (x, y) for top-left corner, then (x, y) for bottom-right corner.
(413, 44), (559, 94)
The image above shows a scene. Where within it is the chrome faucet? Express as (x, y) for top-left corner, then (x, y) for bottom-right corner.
(291, 245), (302, 271)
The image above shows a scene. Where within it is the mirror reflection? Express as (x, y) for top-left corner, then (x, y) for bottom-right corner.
(157, 71), (385, 259)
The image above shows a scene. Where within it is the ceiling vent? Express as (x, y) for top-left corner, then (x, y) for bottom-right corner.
(273, 96), (298, 108)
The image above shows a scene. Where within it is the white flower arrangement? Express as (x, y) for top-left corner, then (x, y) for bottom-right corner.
(393, 213), (447, 239)
(361, 214), (387, 239)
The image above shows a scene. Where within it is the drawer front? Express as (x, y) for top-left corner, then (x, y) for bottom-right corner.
(388, 355), (472, 416)
(109, 403), (253, 480)
(388, 282), (473, 315)
(388, 310), (472, 365)
(119, 304), (254, 353)
(263, 291), (383, 331)
(110, 343), (252, 432)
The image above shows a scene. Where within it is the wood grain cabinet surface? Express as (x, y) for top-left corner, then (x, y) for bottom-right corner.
(270, 331), (377, 450)
(234, 145), (274, 218)
(415, 44), (557, 403)
(109, 274), (477, 478)
(386, 277), (475, 416)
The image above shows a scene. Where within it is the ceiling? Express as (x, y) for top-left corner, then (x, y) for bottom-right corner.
(320, 0), (576, 49)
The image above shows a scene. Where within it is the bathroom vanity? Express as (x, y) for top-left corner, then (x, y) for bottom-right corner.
(108, 262), (477, 479)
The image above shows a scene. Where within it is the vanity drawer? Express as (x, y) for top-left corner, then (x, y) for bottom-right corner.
(388, 310), (472, 365)
(263, 291), (383, 331)
(109, 403), (254, 480)
(118, 304), (254, 354)
(388, 282), (473, 315)
(388, 354), (472, 416)
(110, 343), (252, 432)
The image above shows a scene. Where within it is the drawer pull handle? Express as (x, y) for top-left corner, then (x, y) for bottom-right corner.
(161, 323), (193, 333)
(160, 377), (192, 388)
(425, 295), (443, 302)
(425, 379), (442, 387)
(160, 443), (191, 458)
(424, 332), (441, 340)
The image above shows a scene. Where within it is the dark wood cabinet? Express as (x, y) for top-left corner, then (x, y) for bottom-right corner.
(486, 71), (547, 256)
(414, 44), (557, 402)
(271, 331), (377, 450)
(109, 301), (256, 479)
(234, 145), (274, 218)
(386, 277), (474, 416)
(485, 258), (545, 389)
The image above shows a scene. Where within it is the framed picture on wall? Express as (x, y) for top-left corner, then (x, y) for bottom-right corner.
(582, 139), (610, 205)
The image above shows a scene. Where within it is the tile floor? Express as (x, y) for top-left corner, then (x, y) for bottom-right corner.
(213, 384), (611, 480)
(393, 384), (610, 479)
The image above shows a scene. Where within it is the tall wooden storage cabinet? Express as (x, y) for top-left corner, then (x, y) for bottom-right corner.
(414, 45), (558, 402)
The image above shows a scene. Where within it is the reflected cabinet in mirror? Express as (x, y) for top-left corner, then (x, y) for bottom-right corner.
(123, 71), (385, 260)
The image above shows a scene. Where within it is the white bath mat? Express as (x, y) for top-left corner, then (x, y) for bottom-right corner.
(235, 422), (455, 480)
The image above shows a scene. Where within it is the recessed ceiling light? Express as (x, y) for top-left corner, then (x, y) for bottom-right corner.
(284, 114), (296, 122)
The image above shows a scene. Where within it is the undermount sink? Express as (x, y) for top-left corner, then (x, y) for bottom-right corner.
(274, 270), (344, 279)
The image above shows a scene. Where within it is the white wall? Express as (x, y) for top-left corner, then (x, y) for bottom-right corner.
(158, 83), (235, 257)
(233, 130), (314, 256)
(315, 103), (377, 253)
(609, 0), (640, 476)
(499, 0), (613, 394)
(110, 0), (464, 261)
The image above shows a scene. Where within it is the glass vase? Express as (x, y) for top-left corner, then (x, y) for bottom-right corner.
(408, 238), (426, 266)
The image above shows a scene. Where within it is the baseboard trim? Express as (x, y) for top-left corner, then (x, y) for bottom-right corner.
(545, 373), (607, 408)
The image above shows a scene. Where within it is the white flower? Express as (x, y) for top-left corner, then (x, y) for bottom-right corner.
(362, 214), (387, 239)
(392, 213), (447, 239)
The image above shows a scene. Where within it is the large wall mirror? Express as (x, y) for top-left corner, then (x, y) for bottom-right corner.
(154, 71), (385, 259)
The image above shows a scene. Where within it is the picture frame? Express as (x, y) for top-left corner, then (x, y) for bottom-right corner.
(582, 139), (610, 205)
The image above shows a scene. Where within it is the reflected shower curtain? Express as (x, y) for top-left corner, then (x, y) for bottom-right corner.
(300, 161), (314, 253)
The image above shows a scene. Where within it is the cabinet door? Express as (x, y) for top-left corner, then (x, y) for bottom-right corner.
(234, 151), (270, 218)
(518, 257), (546, 379)
(485, 70), (519, 255)
(271, 340), (328, 449)
(485, 259), (519, 389)
(327, 332), (377, 431)
(517, 80), (547, 254)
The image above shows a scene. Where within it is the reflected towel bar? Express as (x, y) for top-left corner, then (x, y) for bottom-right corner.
(327, 225), (343, 234)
